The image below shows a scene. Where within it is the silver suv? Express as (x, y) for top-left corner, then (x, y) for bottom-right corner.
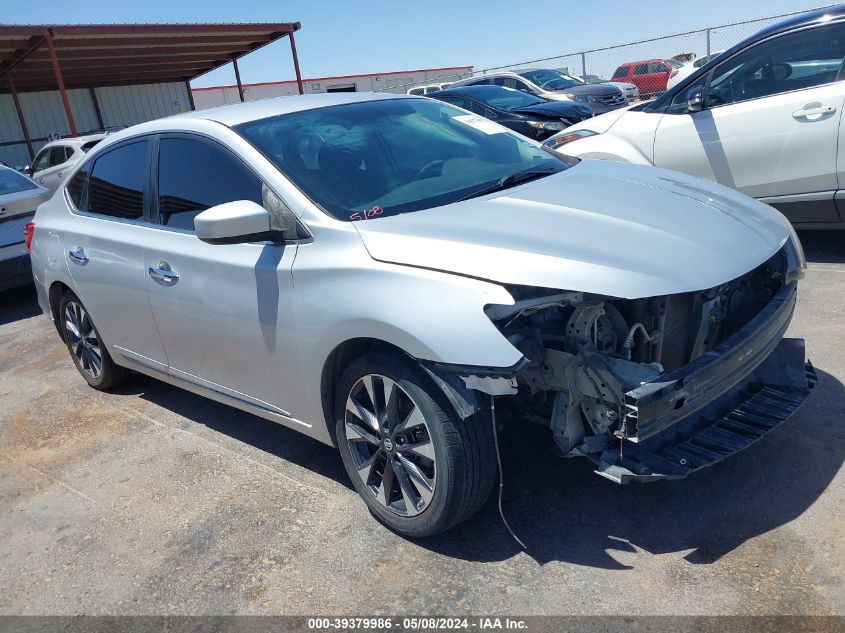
(29, 93), (814, 537)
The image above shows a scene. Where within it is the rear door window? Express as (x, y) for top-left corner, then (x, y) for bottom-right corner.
(83, 141), (148, 220)
(156, 137), (264, 231)
(634, 64), (651, 75)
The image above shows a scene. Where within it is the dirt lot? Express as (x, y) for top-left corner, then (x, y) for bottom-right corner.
(0, 232), (843, 616)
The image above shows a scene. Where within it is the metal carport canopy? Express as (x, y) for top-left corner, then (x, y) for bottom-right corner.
(0, 22), (304, 149)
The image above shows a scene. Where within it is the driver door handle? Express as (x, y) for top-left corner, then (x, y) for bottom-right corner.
(793, 105), (836, 119)
(148, 261), (179, 284)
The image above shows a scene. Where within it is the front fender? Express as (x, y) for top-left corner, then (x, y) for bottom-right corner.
(286, 235), (524, 437)
(562, 134), (653, 165)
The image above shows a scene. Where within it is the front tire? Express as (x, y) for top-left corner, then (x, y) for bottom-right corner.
(335, 353), (496, 537)
(58, 291), (130, 390)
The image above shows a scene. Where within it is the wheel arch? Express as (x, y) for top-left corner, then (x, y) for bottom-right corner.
(320, 337), (413, 446)
(48, 280), (72, 342)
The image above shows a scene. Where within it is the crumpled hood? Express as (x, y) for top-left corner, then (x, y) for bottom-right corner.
(354, 160), (791, 299)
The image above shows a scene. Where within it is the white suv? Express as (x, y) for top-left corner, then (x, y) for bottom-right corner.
(26, 133), (106, 193)
(544, 7), (845, 228)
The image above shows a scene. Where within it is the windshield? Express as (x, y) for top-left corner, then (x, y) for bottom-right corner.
(518, 69), (581, 91)
(667, 59), (685, 69)
(0, 168), (37, 195)
(235, 98), (568, 222)
(462, 86), (546, 110)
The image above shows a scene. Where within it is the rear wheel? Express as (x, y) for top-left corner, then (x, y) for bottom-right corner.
(58, 291), (130, 390)
(335, 353), (496, 537)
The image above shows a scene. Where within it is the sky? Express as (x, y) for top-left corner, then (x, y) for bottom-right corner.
(2, 0), (832, 88)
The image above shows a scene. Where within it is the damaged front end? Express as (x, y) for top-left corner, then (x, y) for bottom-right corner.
(451, 244), (815, 484)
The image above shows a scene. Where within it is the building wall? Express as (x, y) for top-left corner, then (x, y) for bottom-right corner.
(0, 82), (191, 167)
(192, 67), (473, 110)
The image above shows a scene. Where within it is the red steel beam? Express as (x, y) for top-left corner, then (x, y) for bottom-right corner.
(0, 35), (46, 80)
(26, 46), (256, 61)
(46, 23), (298, 36)
(185, 80), (195, 111)
(45, 28), (77, 135)
(232, 57), (245, 102)
(0, 35), (271, 50)
(7, 72), (34, 159)
(288, 29), (304, 95)
(89, 87), (104, 129)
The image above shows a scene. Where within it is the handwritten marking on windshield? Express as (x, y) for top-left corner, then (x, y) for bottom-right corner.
(349, 206), (383, 222)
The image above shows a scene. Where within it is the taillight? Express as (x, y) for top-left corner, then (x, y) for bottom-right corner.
(23, 221), (35, 252)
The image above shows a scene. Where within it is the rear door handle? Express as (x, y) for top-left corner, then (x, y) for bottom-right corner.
(793, 105), (836, 119)
(148, 261), (179, 284)
(68, 247), (88, 265)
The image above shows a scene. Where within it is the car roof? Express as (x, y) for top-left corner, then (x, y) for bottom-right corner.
(750, 3), (845, 41)
(176, 91), (413, 127)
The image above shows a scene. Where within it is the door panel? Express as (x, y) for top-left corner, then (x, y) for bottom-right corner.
(144, 234), (300, 415)
(654, 83), (845, 199)
(63, 139), (167, 369)
(64, 217), (168, 369)
(655, 20), (845, 223)
(144, 133), (304, 415)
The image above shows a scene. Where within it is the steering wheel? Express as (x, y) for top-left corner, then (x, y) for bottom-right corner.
(416, 160), (446, 179)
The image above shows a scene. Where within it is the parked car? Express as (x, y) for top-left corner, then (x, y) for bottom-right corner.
(406, 83), (451, 96)
(428, 85), (593, 141)
(544, 5), (845, 228)
(666, 51), (725, 89)
(29, 92), (813, 536)
(579, 74), (640, 101)
(611, 59), (685, 97)
(25, 133), (106, 193)
(0, 165), (49, 291)
(456, 69), (628, 114)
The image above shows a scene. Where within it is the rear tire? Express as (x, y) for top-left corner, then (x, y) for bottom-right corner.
(58, 290), (130, 390)
(335, 352), (496, 537)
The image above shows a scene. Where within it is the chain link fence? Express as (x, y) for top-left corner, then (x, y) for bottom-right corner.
(384, 4), (838, 97)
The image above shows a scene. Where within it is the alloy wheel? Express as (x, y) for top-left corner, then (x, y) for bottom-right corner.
(344, 374), (436, 517)
(64, 301), (103, 379)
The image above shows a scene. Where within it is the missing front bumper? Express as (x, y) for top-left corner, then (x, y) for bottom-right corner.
(594, 339), (816, 484)
(593, 282), (815, 484)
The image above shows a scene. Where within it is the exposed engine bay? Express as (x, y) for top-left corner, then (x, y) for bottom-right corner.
(477, 246), (794, 463)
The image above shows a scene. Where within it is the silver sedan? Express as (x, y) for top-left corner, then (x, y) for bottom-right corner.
(28, 93), (814, 536)
(0, 165), (49, 291)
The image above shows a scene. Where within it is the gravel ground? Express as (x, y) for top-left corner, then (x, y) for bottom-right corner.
(0, 231), (843, 616)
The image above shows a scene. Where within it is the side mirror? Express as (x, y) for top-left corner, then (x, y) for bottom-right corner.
(22, 165), (31, 175)
(687, 86), (704, 112)
(194, 200), (274, 245)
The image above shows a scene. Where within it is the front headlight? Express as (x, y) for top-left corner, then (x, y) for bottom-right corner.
(542, 129), (598, 149)
(563, 94), (596, 103)
(526, 120), (566, 131)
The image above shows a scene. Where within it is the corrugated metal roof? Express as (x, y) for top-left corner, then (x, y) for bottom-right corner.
(0, 22), (301, 93)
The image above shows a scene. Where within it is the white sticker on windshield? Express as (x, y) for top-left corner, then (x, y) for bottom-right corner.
(452, 114), (507, 135)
